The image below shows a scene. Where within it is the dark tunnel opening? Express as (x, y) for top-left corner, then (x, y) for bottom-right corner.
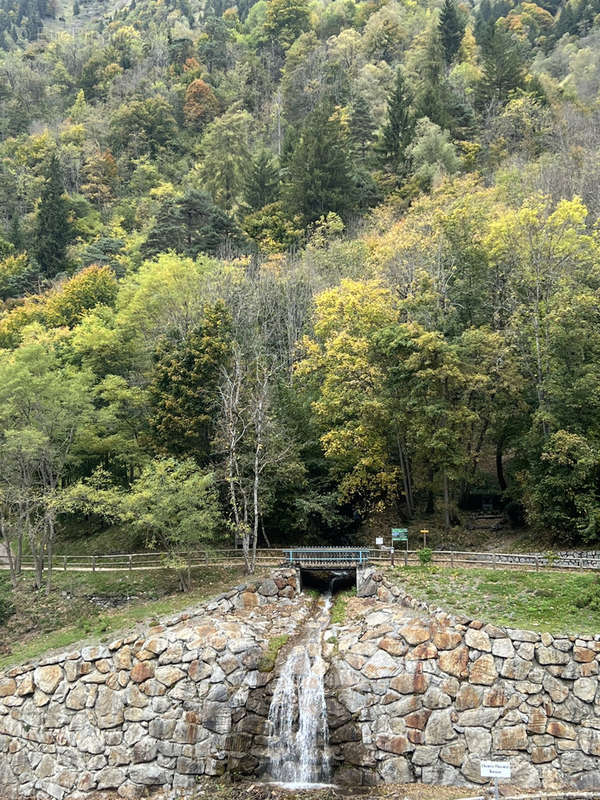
(300, 568), (356, 594)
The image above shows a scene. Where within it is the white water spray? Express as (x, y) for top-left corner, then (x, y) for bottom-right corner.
(267, 595), (332, 788)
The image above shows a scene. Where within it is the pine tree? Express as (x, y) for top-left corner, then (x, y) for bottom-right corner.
(34, 154), (72, 279)
(243, 150), (280, 212)
(349, 95), (376, 161)
(73, 0), (80, 15)
(478, 25), (524, 107)
(439, 0), (465, 66)
(380, 68), (415, 175)
(283, 103), (355, 225)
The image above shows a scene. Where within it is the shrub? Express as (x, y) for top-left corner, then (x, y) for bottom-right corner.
(418, 547), (433, 566)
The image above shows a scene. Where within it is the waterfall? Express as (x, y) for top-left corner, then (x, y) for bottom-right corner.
(267, 596), (332, 787)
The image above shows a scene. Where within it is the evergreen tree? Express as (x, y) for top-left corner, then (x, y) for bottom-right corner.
(73, 0), (80, 15)
(439, 0), (465, 66)
(243, 150), (280, 212)
(478, 25), (525, 107)
(282, 103), (356, 225)
(380, 68), (415, 175)
(33, 154), (72, 279)
(349, 95), (376, 161)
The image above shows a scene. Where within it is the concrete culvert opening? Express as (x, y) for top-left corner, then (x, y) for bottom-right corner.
(300, 568), (356, 594)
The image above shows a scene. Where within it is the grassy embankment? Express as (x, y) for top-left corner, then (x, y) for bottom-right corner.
(389, 565), (600, 634)
(0, 566), (259, 670)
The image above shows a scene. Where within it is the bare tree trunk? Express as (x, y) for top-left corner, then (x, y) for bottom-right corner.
(46, 516), (55, 597)
(0, 511), (18, 590)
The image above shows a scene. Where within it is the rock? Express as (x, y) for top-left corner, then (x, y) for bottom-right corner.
(407, 642), (438, 660)
(579, 728), (600, 756)
(455, 684), (483, 710)
(460, 754), (488, 784)
(257, 579), (278, 597)
(154, 666), (186, 687)
(239, 591), (259, 609)
(547, 719), (576, 739)
(66, 684), (88, 711)
(464, 727), (491, 756)
(573, 646), (596, 662)
(82, 645), (110, 661)
(573, 677), (597, 702)
(469, 653), (497, 685)
(423, 686), (451, 709)
(438, 645), (469, 678)
(390, 672), (429, 694)
(130, 663), (154, 683)
(536, 645), (571, 665)
(362, 650), (399, 679)
(491, 638), (515, 658)
(0, 679), (16, 697)
(412, 745), (439, 766)
(96, 687), (125, 728)
(375, 734), (413, 755)
(432, 630), (463, 650)
(457, 707), (502, 728)
(465, 628), (491, 652)
(440, 740), (466, 766)
(399, 623), (430, 645)
(424, 709), (455, 745)
(501, 657), (532, 680)
(33, 665), (63, 694)
(378, 638), (408, 657)
(96, 767), (126, 790)
(377, 756), (411, 783)
(493, 724), (528, 750)
(341, 742), (377, 766)
(128, 765), (169, 785)
(75, 727), (105, 754)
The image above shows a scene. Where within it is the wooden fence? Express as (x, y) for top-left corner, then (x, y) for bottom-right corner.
(2, 547), (600, 573)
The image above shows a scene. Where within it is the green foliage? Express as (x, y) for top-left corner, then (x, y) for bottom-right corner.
(283, 104), (356, 225)
(258, 634), (289, 671)
(380, 68), (415, 175)
(439, 0), (465, 66)
(148, 302), (232, 464)
(33, 154), (72, 279)
(417, 547), (433, 566)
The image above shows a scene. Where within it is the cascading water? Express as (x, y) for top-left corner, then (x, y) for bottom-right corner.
(267, 595), (332, 788)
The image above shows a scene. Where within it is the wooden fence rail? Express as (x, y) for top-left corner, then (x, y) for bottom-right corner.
(2, 548), (600, 573)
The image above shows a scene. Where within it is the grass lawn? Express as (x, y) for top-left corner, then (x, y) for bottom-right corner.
(0, 565), (257, 670)
(388, 565), (600, 634)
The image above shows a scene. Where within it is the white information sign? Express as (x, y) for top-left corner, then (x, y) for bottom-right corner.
(480, 760), (511, 779)
(375, 537), (384, 546)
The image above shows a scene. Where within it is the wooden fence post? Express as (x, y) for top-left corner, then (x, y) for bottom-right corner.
(63, 555), (67, 572)
(129, 555), (132, 575)
(92, 556), (96, 573)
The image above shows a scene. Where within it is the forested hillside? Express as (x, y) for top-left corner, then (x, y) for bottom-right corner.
(1, 0), (600, 582)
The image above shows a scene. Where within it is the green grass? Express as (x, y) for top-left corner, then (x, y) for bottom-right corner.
(258, 634), (289, 672)
(330, 588), (356, 625)
(389, 566), (600, 634)
(0, 566), (253, 670)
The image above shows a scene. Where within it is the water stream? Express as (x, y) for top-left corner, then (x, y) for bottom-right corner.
(267, 594), (332, 789)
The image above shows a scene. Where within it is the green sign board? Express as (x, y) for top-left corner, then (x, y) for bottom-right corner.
(391, 528), (408, 541)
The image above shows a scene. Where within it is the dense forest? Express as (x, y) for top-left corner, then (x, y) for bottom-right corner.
(1, 0), (600, 581)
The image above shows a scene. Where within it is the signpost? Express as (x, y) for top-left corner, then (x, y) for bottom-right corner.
(420, 528), (429, 548)
(391, 528), (408, 567)
(480, 760), (511, 800)
(375, 537), (384, 546)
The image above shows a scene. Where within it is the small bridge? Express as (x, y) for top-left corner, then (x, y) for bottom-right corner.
(283, 547), (372, 568)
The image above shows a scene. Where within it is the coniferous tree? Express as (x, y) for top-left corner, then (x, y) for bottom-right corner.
(283, 103), (355, 225)
(478, 25), (524, 107)
(243, 150), (280, 211)
(439, 0), (465, 66)
(380, 68), (415, 175)
(34, 154), (72, 279)
(349, 95), (376, 161)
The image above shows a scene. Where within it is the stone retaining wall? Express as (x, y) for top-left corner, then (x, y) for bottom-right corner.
(328, 569), (600, 791)
(0, 570), (301, 800)
(2, 566), (600, 798)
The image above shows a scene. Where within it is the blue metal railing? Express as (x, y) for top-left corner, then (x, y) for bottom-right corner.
(284, 547), (371, 567)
